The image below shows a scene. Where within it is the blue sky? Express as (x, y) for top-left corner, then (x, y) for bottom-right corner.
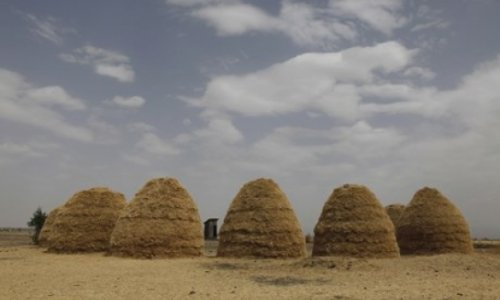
(1, 0), (500, 238)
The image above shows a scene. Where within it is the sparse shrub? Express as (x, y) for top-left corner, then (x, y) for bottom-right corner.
(27, 207), (47, 244)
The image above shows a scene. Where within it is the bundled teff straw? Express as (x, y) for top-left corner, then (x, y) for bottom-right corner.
(38, 207), (61, 247)
(397, 187), (473, 255)
(48, 187), (126, 253)
(217, 178), (306, 258)
(313, 184), (400, 258)
(109, 177), (203, 258)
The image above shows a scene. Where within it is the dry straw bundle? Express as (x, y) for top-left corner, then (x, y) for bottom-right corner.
(385, 204), (405, 227)
(48, 187), (126, 253)
(38, 207), (61, 247)
(217, 178), (306, 258)
(313, 184), (400, 258)
(109, 177), (203, 258)
(397, 187), (473, 255)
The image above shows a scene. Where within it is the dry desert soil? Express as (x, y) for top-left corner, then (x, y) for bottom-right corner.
(1, 231), (500, 300)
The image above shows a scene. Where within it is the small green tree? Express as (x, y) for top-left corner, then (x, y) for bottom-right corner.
(27, 207), (47, 244)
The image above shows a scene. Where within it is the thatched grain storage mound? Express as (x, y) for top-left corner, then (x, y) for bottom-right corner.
(396, 187), (473, 255)
(217, 178), (306, 258)
(385, 204), (405, 227)
(313, 184), (399, 258)
(38, 207), (61, 247)
(48, 188), (126, 253)
(109, 177), (203, 258)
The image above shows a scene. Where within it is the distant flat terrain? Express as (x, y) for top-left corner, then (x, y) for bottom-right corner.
(0, 229), (31, 247)
(1, 232), (500, 299)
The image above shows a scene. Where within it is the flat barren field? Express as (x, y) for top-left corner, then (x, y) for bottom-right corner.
(1, 233), (499, 300)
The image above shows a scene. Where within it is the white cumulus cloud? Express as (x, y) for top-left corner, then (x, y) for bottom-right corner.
(136, 132), (179, 156)
(191, 41), (414, 120)
(194, 117), (243, 144)
(192, 3), (279, 35)
(403, 66), (436, 80)
(26, 86), (86, 110)
(166, 0), (419, 48)
(111, 96), (146, 108)
(22, 13), (76, 45)
(172, 1), (358, 47)
(330, 0), (407, 35)
(165, 0), (235, 7)
(60, 45), (135, 82)
(0, 68), (93, 142)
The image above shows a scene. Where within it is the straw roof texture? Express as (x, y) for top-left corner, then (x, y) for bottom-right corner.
(48, 187), (126, 253)
(313, 184), (399, 258)
(109, 177), (203, 258)
(217, 178), (306, 258)
(397, 187), (473, 255)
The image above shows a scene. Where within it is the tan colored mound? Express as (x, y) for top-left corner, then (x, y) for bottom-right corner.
(217, 178), (306, 258)
(397, 187), (473, 255)
(38, 207), (61, 247)
(385, 204), (405, 227)
(48, 187), (126, 253)
(109, 177), (203, 258)
(313, 184), (400, 258)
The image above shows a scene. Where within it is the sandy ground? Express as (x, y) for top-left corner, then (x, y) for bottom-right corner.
(1, 234), (500, 299)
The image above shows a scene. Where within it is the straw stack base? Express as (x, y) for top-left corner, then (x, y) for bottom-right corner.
(313, 184), (400, 258)
(217, 178), (306, 259)
(109, 178), (203, 259)
(47, 187), (126, 253)
(397, 187), (473, 255)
